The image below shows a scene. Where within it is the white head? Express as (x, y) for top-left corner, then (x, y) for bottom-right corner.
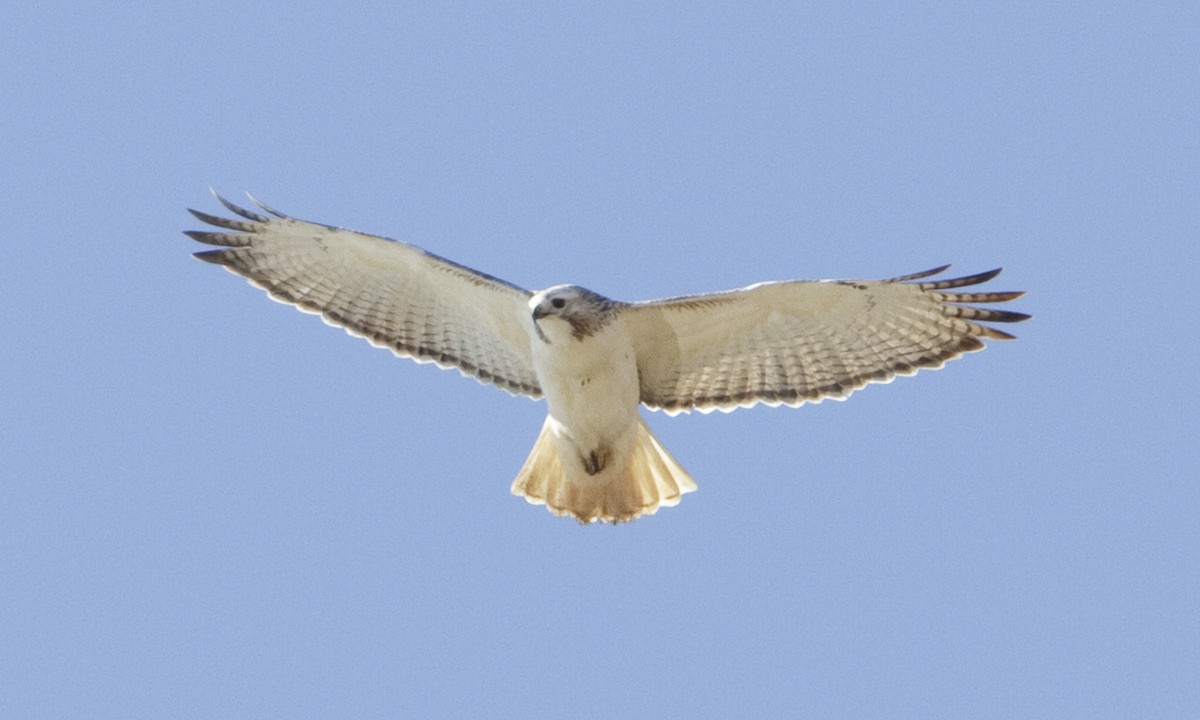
(529, 285), (620, 342)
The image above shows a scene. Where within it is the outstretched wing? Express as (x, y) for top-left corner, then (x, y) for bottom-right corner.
(185, 193), (542, 398)
(623, 266), (1028, 414)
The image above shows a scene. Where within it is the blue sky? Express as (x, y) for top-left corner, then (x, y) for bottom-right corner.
(2, 2), (1197, 718)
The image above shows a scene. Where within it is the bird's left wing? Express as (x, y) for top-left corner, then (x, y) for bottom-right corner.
(622, 266), (1028, 414)
(185, 193), (542, 398)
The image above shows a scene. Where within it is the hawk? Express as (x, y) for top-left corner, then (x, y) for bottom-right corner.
(185, 193), (1029, 523)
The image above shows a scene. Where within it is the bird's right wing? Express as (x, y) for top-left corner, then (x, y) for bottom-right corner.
(185, 193), (542, 398)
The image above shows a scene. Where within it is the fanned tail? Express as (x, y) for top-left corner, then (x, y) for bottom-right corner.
(511, 417), (697, 523)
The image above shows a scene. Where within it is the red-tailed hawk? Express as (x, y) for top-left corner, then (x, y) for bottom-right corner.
(186, 193), (1030, 523)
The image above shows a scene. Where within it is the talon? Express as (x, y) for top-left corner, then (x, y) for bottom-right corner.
(583, 448), (609, 475)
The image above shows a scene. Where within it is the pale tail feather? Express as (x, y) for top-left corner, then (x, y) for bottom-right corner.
(511, 417), (697, 523)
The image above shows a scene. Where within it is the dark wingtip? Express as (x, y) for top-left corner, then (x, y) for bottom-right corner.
(982, 326), (1019, 340)
(213, 191), (270, 223)
(246, 192), (288, 218)
(192, 249), (230, 265)
(182, 229), (219, 244)
(891, 264), (952, 282)
(993, 309), (1033, 323)
(973, 267), (1004, 284)
(186, 205), (260, 232)
(187, 207), (215, 223)
(921, 267), (1009, 291)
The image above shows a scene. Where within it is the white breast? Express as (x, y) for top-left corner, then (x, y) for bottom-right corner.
(529, 315), (641, 468)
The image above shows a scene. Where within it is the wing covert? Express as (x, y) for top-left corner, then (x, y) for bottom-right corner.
(623, 266), (1028, 414)
(185, 193), (542, 398)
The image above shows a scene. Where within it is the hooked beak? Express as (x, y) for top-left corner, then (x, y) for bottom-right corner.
(532, 309), (551, 343)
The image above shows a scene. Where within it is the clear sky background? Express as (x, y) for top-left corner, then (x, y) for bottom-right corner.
(2, 2), (1197, 718)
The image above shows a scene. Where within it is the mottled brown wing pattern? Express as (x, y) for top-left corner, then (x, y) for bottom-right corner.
(185, 193), (542, 398)
(624, 266), (1028, 414)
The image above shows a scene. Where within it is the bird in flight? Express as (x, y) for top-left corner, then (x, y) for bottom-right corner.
(186, 193), (1029, 523)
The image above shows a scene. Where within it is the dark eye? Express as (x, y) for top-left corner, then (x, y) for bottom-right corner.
(551, 297), (566, 309)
